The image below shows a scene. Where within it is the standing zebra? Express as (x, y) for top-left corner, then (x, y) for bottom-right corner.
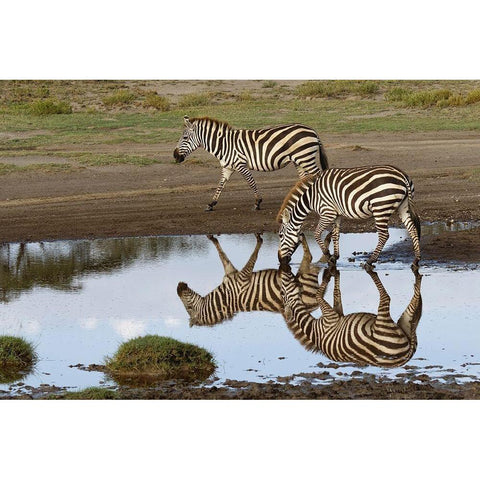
(173, 116), (329, 211)
(277, 165), (421, 268)
(280, 264), (423, 367)
(177, 233), (320, 326)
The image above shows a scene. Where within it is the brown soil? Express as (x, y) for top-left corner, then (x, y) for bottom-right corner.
(1, 130), (479, 263)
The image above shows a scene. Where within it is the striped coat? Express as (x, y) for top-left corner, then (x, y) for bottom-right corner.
(174, 116), (328, 211)
(277, 165), (421, 268)
(280, 264), (423, 367)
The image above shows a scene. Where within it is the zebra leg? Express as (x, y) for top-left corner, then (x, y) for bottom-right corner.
(366, 218), (390, 267)
(207, 167), (234, 211)
(366, 269), (392, 321)
(314, 214), (337, 263)
(397, 268), (423, 341)
(238, 233), (263, 281)
(207, 234), (237, 275)
(332, 266), (344, 316)
(298, 233), (313, 272)
(398, 198), (421, 269)
(331, 218), (341, 262)
(236, 164), (262, 210)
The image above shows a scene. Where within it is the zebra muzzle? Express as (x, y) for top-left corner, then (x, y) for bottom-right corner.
(173, 149), (185, 163)
(278, 252), (291, 265)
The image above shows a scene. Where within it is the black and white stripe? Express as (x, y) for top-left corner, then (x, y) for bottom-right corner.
(280, 265), (423, 367)
(177, 234), (319, 326)
(173, 116), (329, 211)
(277, 165), (421, 268)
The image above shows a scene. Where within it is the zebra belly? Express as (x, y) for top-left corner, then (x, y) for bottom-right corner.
(245, 157), (287, 172)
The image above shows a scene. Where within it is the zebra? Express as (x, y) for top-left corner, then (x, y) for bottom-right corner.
(280, 264), (423, 367)
(173, 116), (329, 211)
(277, 165), (421, 269)
(177, 233), (320, 326)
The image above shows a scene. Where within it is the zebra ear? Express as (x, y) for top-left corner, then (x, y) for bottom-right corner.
(184, 115), (193, 128)
(282, 209), (291, 224)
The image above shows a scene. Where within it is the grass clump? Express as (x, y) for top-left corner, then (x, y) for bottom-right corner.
(105, 335), (216, 385)
(262, 80), (277, 88)
(51, 387), (120, 400)
(296, 80), (380, 98)
(465, 89), (480, 105)
(178, 92), (212, 108)
(29, 99), (73, 115)
(0, 335), (37, 383)
(102, 90), (136, 106)
(403, 89), (452, 108)
(143, 91), (170, 111)
(384, 87), (411, 102)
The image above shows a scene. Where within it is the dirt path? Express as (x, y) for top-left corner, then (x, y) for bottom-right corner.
(1, 131), (479, 262)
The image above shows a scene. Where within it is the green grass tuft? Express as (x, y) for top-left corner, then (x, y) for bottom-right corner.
(102, 90), (136, 106)
(0, 335), (37, 383)
(105, 335), (216, 385)
(143, 91), (171, 111)
(51, 387), (120, 400)
(465, 89), (480, 105)
(29, 99), (73, 115)
(262, 80), (277, 88)
(178, 92), (212, 108)
(296, 80), (380, 98)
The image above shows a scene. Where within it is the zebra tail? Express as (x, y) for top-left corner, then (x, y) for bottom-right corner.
(319, 140), (329, 170)
(406, 177), (421, 241)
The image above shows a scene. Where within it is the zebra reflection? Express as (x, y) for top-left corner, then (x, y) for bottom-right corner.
(280, 265), (423, 367)
(177, 234), (320, 326)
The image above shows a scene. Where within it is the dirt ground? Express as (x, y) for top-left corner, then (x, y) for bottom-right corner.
(1, 130), (479, 264)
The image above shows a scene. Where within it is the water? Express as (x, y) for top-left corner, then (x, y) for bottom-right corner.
(0, 227), (479, 396)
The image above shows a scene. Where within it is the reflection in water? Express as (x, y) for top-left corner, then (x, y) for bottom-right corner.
(177, 234), (320, 326)
(280, 264), (423, 367)
(0, 236), (208, 303)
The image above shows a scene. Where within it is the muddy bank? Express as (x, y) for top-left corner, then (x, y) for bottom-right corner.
(6, 376), (480, 400)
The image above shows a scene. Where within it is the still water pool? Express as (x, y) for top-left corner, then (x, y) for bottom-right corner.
(0, 229), (479, 396)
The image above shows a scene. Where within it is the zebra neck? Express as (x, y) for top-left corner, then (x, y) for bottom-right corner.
(199, 123), (234, 160)
(284, 302), (326, 353)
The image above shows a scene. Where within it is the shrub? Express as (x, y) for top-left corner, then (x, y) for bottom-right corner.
(384, 87), (411, 102)
(357, 81), (379, 95)
(236, 91), (253, 102)
(178, 92), (212, 108)
(465, 89), (480, 105)
(143, 91), (170, 111)
(296, 80), (379, 98)
(102, 90), (136, 106)
(403, 89), (452, 108)
(29, 99), (73, 115)
(105, 335), (216, 385)
(0, 335), (37, 383)
(262, 80), (277, 88)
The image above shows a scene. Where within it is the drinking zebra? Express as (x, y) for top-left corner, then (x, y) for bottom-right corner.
(277, 165), (421, 268)
(173, 116), (329, 211)
(280, 264), (423, 367)
(177, 233), (320, 326)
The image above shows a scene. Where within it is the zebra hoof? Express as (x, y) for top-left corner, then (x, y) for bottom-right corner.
(205, 205), (214, 212)
(411, 261), (420, 273)
(363, 262), (375, 272)
(253, 199), (263, 210)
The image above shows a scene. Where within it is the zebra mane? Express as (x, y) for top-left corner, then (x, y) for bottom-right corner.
(189, 117), (232, 130)
(276, 175), (317, 223)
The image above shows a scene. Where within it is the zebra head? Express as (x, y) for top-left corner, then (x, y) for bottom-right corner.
(173, 116), (202, 163)
(177, 281), (203, 323)
(278, 209), (301, 265)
